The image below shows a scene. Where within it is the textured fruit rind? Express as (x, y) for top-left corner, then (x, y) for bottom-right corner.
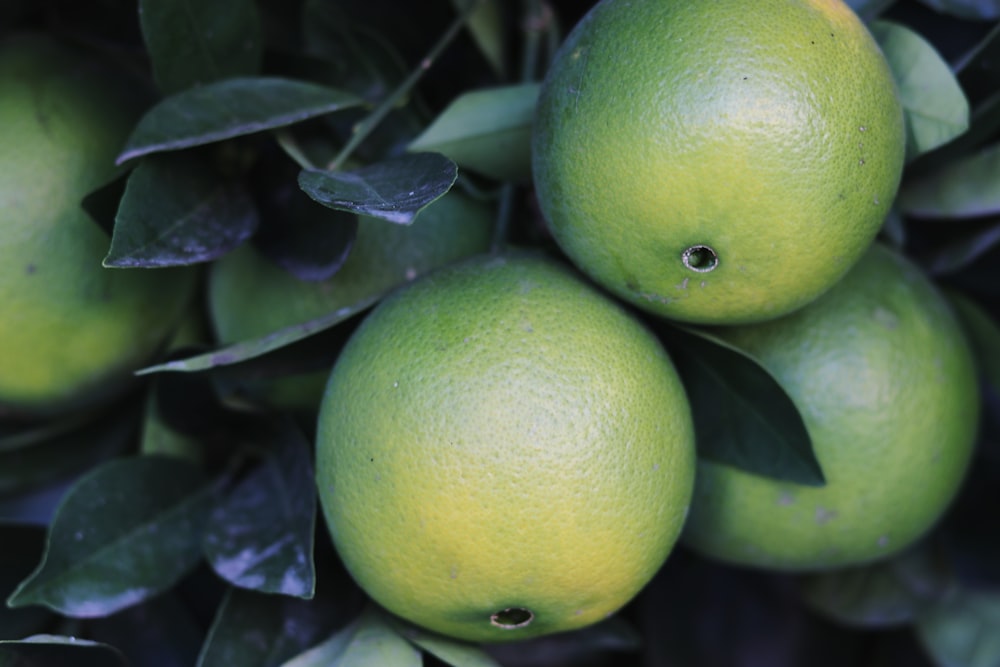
(681, 244), (980, 571)
(532, 0), (906, 324)
(316, 254), (696, 642)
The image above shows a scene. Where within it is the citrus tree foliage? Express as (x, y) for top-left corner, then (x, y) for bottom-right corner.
(2, 1), (1000, 666)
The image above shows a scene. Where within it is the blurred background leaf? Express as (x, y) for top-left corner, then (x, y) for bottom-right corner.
(139, 0), (262, 94)
(7, 456), (215, 618)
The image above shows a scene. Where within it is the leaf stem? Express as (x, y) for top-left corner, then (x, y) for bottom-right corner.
(327, 0), (486, 171)
(275, 130), (317, 170)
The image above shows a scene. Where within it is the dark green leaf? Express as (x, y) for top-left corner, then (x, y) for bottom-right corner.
(196, 586), (343, 667)
(659, 325), (824, 486)
(136, 294), (376, 375)
(86, 592), (205, 667)
(917, 588), (1000, 667)
(252, 157), (359, 282)
(0, 525), (51, 641)
(798, 540), (957, 628)
(408, 84), (539, 182)
(916, 0), (1000, 20)
(281, 607), (421, 667)
(0, 636), (127, 667)
(956, 21), (1000, 102)
(870, 20), (970, 160)
(947, 290), (1000, 394)
(450, 0), (505, 76)
(139, 0), (262, 94)
(899, 143), (1000, 219)
(105, 153), (259, 268)
(203, 418), (316, 598)
(6, 456), (214, 618)
(298, 152), (458, 225)
(913, 218), (1000, 275)
(0, 403), (139, 498)
(485, 617), (641, 667)
(117, 78), (363, 164)
(387, 616), (502, 667)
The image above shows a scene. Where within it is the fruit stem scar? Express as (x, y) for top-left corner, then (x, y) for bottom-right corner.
(682, 245), (719, 273)
(490, 607), (534, 629)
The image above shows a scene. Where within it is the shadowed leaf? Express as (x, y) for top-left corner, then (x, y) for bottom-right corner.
(298, 153), (457, 225)
(117, 78), (363, 164)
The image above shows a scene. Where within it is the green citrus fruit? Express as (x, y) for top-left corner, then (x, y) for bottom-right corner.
(315, 253), (696, 642)
(681, 243), (979, 571)
(0, 34), (196, 419)
(207, 190), (495, 412)
(532, 0), (905, 325)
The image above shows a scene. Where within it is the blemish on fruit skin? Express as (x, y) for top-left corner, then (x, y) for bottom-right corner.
(777, 492), (795, 506)
(450, 566), (459, 579)
(25, 263), (37, 274)
(877, 535), (890, 548)
(815, 506), (838, 524)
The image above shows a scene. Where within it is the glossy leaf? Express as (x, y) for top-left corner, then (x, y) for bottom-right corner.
(196, 587), (343, 667)
(659, 325), (824, 486)
(0, 636), (127, 667)
(203, 418), (316, 598)
(871, 20), (970, 160)
(916, 0), (1000, 20)
(900, 143), (1000, 219)
(105, 152), (259, 268)
(798, 540), (956, 628)
(137, 293), (377, 375)
(408, 84), (539, 182)
(139, 0), (262, 94)
(7, 456), (214, 618)
(281, 607), (421, 667)
(117, 78), (363, 164)
(298, 152), (458, 224)
(917, 589), (1000, 667)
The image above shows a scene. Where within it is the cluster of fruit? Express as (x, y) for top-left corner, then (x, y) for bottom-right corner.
(0, 0), (980, 651)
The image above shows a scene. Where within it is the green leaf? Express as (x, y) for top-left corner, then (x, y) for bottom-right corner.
(0, 403), (139, 498)
(6, 456), (214, 618)
(203, 418), (316, 598)
(408, 84), (539, 182)
(946, 291), (1000, 397)
(196, 587), (344, 667)
(136, 294), (377, 375)
(899, 143), (1000, 219)
(281, 607), (421, 667)
(451, 0), (505, 76)
(798, 540), (956, 628)
(916, 0), (1000, 20)
(298, 153), (458, 225)
(917, 588), (1000, 667)
(0, 636), (127, 667)
(139, 0), (262, 94)
(105, 152), (258, 268)
(870, 20), (970, 160)
(117, 78), (363, 164)
(0, 524), (51, 641)
(387, 616), (502, 667)
(658, 325), (824, 486)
